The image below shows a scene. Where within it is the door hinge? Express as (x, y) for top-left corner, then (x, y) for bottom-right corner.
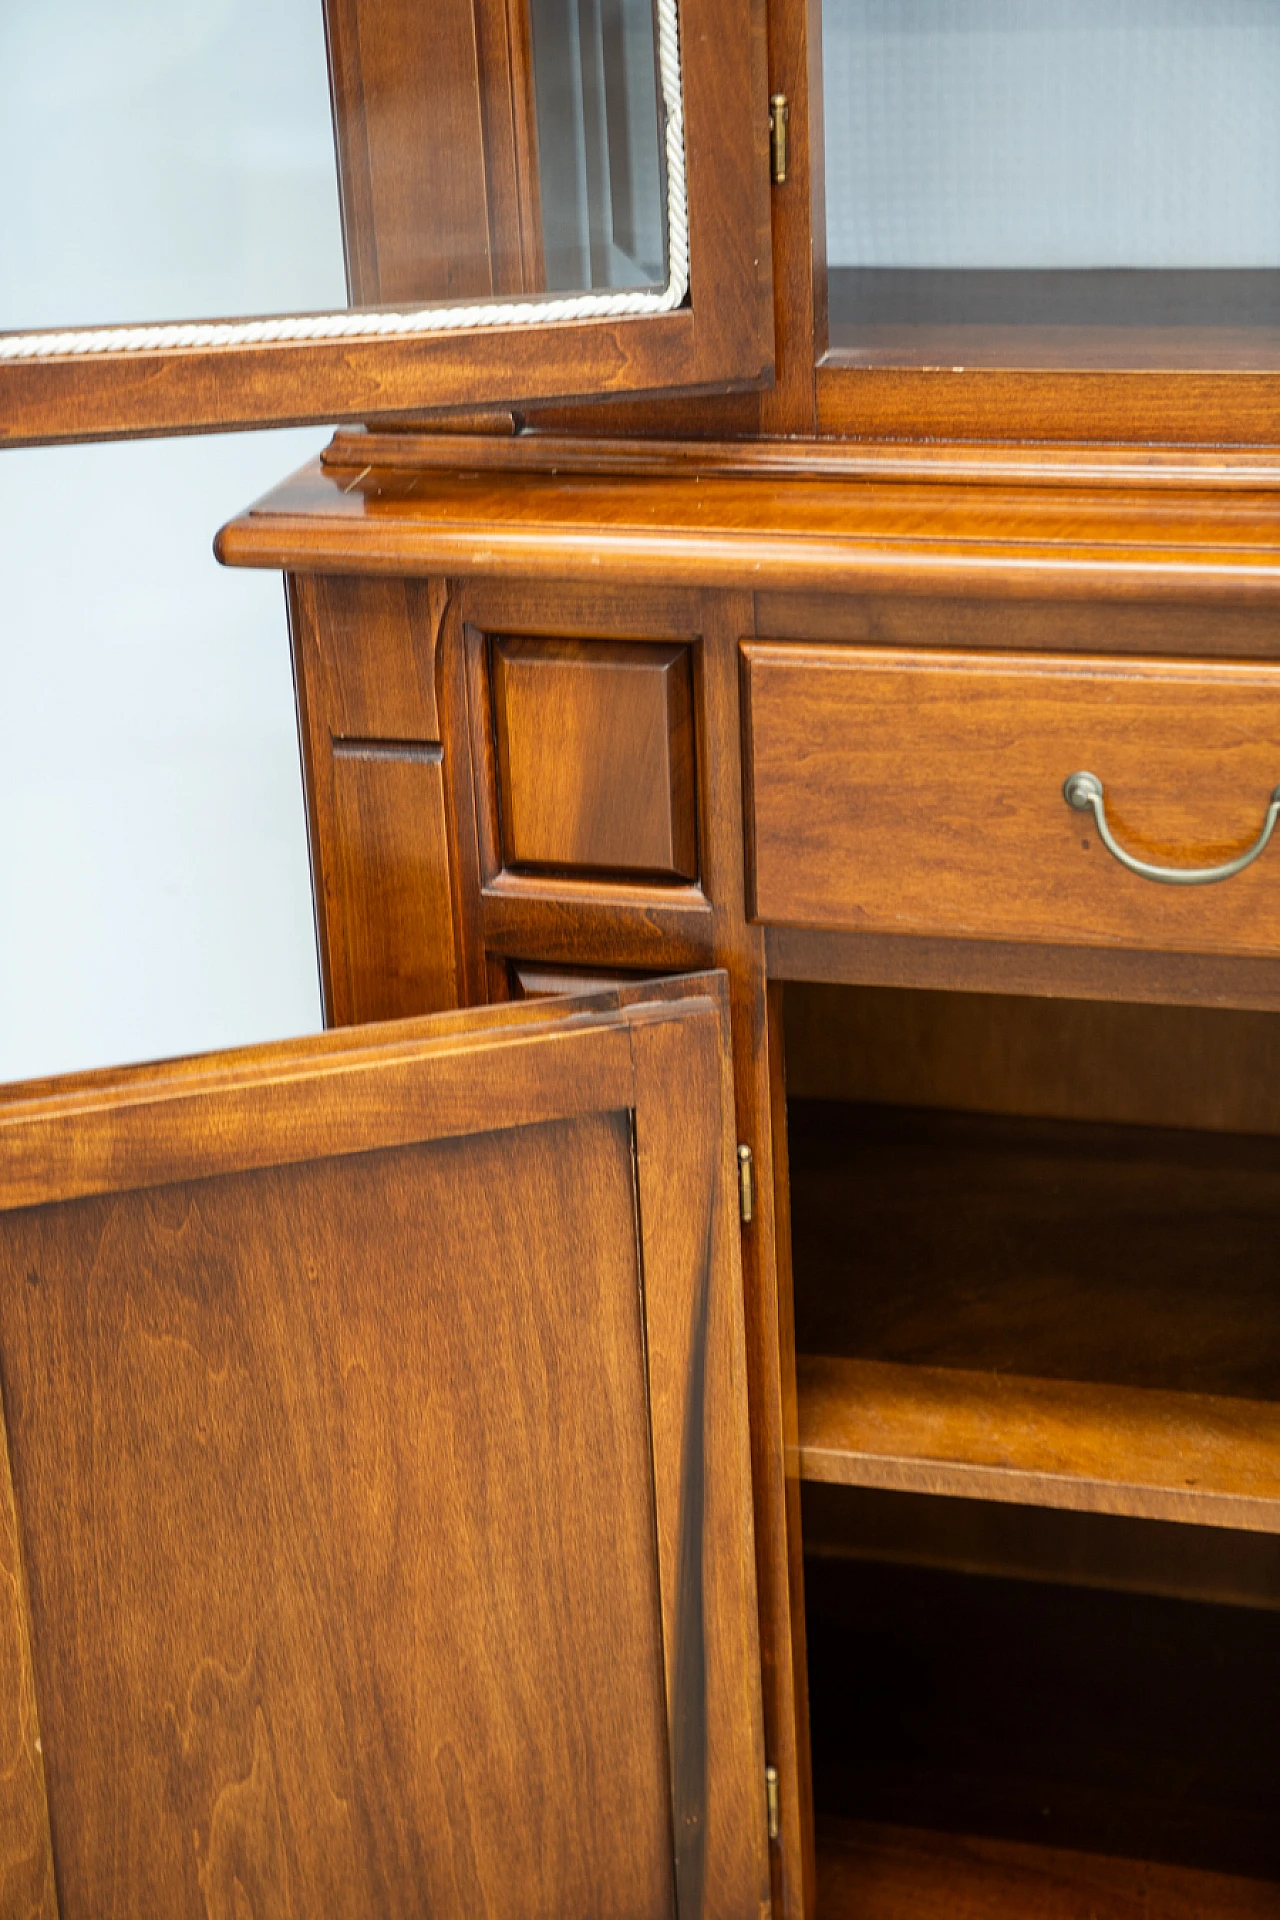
(769, 94), (790, 184)
(765, 1763), (780, 1841)
(737, 1144), (755, 1225)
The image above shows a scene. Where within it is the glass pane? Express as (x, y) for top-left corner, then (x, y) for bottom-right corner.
(532, 0), (668, 291)
(0, 0), (675, 348)
(822, 0), (1280, 367)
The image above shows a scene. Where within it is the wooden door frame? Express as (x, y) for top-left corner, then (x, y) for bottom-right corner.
(0, 0), (772, 446)
(0, 974), (771, 1919)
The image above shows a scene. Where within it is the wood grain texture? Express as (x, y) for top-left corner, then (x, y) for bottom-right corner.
(325, 428), (1280, 489)
(0, 1006), (633, 1211)
(479, 871), (716, 972)
(0, 1387), (56, 1920)
(453, 610), (715, 975)
(628, 1001), (772, 1920)
(782, 983), (1280, 1136)
(490, 637), (698, 879)
(797, 1355), (1280, 1531)
(815, 1821), (1280, 1920)
(326, 749), (458, 1023)
(504, 960), (650, 999)
(304, 576), (442, 740)
(751, 589), (1280, 661)
(816, 363), (1280, 447)
(4, 0), (772, 444)
(288, 574), (457, 1025)
(216, 458), (1280, 599)
(789, 1101), (1280, 1404)
(4, 1118), (675, 1920)
(764, 925), (1280, 1014)
(744, 643), (1280, 960)
(325, 0), (497, 304)
(694, 594), (815, 1920)
(0, 980), (769, 1920)
(458, 577), (702, 642)
(758, 0), (822, 435)
(789, 1097), (1280, 1525)
(325, 0), (543, 305)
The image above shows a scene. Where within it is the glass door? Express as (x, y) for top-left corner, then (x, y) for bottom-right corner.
(0, 0), (772, 440)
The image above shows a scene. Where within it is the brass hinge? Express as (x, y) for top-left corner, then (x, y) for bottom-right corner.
(765, 1764), (780, 1842)
(769, 94), (790, 184)
(737, 1144), (755, 1225)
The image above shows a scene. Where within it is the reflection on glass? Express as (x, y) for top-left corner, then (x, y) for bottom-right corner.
(822, 0), (1280, 366)
(532, 0), (667, 291)
(0, 0), (672, 342)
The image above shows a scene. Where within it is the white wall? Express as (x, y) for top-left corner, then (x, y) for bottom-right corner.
(0, 432), (327, 1083)
(0, 0), (345, 329)
(0, 1), (345, 1083)
(824, 0), (1280, 269)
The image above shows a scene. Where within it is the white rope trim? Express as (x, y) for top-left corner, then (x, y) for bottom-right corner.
(0, 0), (688, 363)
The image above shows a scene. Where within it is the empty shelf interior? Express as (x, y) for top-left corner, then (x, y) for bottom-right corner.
(788, 1093), (1280, 1528)
(816, 1819), (1280, 1920)
(805, 1552), (1280, 1887)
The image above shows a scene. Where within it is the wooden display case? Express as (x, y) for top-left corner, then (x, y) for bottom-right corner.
(6, 0), (1280, 1914)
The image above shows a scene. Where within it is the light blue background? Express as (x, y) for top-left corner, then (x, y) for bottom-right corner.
(0, 0), (345, 1080)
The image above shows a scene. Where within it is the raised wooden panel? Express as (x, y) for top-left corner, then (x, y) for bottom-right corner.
(0, 981), (770, 1920)
(744, 644), (1280, 960)
(490, 637), (698, 880)
(326, 749), (458, 1024)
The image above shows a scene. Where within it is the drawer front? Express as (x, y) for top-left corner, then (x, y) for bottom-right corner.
(743, 643), (1280, 959)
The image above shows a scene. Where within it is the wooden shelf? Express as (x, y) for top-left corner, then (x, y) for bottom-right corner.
(790, 1101), (1280, 1400)
(817, 1822), (1280, 1920)
(826, 268), (1280, 371)
(789, 1099), (1280, 1529)
(797, 1355), (1280, 1531)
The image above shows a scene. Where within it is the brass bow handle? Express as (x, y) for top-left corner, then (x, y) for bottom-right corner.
(1063, 771), (1280, 887)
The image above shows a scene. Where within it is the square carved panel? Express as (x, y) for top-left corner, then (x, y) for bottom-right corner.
(491, 637), (698, 881)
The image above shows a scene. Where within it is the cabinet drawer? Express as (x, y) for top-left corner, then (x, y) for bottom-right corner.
(743, 644), (1280, 959)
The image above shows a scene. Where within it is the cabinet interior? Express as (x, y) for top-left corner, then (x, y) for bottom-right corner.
(820, 0), (1280, 372)
(782, 981), (1280, 1903)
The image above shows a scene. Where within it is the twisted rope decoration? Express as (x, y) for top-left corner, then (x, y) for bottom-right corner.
(0, 0), (688, 362)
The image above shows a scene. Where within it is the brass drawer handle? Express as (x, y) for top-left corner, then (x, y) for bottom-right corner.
(1064, 771), (1280, 887)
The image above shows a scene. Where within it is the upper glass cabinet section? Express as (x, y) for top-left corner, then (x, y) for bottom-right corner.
(822, 0), (1280, 368)
(0, 0), (771, 442)
(2, 0), (670, 338)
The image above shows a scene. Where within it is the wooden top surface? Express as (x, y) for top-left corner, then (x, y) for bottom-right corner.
(215, 446), (1280, 599)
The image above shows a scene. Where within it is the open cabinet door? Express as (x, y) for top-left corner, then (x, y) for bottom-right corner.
(1, 0), (772, 443)
(0, 975), (770, 1920)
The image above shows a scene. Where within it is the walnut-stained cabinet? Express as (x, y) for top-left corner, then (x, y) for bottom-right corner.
(10, 1), (1280, 1917)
